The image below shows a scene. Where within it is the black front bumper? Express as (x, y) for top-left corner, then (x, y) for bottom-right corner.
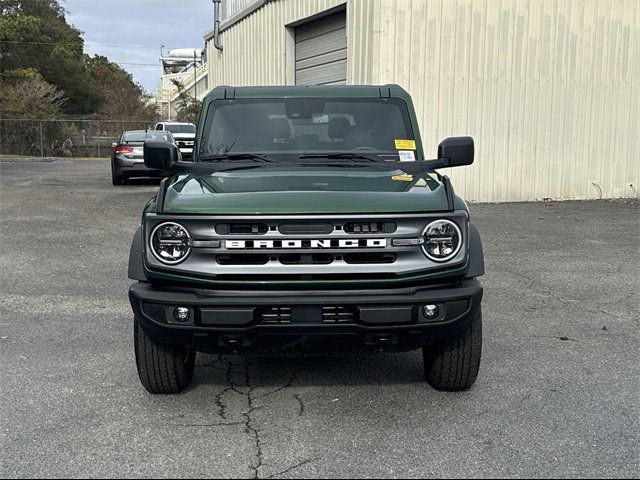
(129, 280), (483, 353)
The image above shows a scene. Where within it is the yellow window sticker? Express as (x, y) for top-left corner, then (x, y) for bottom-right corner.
(392, 175), (414, 182)
(394, 139), (416, 150)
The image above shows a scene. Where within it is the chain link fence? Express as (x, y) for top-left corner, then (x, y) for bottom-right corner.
(0, 119), (156, 158)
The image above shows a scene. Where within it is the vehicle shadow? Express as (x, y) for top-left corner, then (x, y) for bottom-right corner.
(194, 350), (425, 388)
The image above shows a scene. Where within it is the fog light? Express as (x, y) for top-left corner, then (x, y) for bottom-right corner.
(423, 304), (439, 319)
(173, 307), (191, 322)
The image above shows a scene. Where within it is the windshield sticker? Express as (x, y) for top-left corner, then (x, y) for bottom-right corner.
(395, 139), (416, 150)
(392, 174), (414, 182)
(398, 150), (416, 162)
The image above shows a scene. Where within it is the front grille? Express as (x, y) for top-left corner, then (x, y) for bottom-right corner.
(214, 252), (396, 266)
(322, 306), (356, 323)
(344, 222), (396, 234)
(216, 254), (269, 265)
(145, 213), (467, 284)
(214, 273), (399, 281)
(279, 223), (333, 235)
(216, 223), (268, 235)
(260, 306), (292, 324)
(343, 253), (396, 264)
(279, 253), (334, 265)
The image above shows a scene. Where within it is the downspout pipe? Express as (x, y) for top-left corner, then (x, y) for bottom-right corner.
(212, 0), (223, 52)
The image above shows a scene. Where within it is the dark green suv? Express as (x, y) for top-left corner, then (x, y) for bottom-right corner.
(128, 85), (484, 394)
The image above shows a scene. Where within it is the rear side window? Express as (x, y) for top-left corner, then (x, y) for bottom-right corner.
(121, 132), (147, 143)
(121, 131), (172, 143)
(147, 131), (173, 142)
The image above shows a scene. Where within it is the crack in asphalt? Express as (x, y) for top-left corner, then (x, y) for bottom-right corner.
(240, 363), (264, 479)
(170, 421), (245, 428)
(499, 267), (634, 326)
(214, 358), (242, 420)
(266, 458), (314, 478)
(293, 394), (305, 416)
(200, 357), (303, 478)
(254, 372), (297, 399)
(536, 335), (579, 343)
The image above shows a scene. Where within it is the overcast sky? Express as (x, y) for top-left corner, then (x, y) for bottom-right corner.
(64, 0), (213, 93)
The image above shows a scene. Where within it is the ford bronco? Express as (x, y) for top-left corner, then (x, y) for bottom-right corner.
(129, 85), (484, 394)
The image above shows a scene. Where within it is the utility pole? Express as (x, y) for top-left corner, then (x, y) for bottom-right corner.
(193, 50), (197, 100)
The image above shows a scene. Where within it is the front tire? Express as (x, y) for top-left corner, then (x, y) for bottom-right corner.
(134, 319), (195, 394)
(423, 308), (482, 391)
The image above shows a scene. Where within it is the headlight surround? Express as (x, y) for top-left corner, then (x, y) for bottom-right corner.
(150, 222), (191, 265)
(421, 219), (463, 262)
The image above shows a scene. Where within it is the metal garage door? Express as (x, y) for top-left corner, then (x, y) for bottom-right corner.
(295, 10), (347, 85)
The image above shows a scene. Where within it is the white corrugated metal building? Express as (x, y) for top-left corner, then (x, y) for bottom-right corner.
(204, 0), (639, 203)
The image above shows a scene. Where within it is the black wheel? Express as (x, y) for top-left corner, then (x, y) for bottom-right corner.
(111, 160), (124, 185)
(134, 319), (195, 394)
(111, 165), (124, 185)
(423, 307), (482, 391)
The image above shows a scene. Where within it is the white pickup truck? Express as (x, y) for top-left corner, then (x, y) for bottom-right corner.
(154, 122), (196, 159)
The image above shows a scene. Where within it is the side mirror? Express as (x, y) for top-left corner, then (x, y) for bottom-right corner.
(437, 136), (474, 167)
(144, 140), (178, 170)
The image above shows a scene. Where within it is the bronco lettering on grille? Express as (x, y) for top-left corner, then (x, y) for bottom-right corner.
(226, 238), (387, 249)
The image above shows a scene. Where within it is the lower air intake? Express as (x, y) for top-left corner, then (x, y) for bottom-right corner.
(322, 306), (356, 323)
(260, 306), (292, 324)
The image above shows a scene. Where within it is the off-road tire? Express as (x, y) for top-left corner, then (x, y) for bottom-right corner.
(423, 308), (482, 391)
(134, 319), (195, 394)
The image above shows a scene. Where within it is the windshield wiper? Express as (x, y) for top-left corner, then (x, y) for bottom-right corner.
(298, 152), (380, 163)
(199, 153), (276, 163)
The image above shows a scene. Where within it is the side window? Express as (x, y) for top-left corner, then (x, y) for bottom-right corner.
(156, 124), (163, 130)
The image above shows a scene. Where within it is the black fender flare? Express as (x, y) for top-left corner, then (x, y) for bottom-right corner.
(465, 223), (485, 278)
(128, 226), (148, 281)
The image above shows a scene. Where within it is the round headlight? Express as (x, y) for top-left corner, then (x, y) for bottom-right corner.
(150, 222), (191, 264)
(421, 219), (462, 262)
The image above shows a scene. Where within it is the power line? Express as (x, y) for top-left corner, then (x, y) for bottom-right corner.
(7, 52), (160, 67)
(0, 39), (159, 50)
(116, 62), (160, 67)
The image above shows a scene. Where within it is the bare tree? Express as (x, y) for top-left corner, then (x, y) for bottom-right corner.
(170, 79), (202, 125)
(0, 71), (66, 118)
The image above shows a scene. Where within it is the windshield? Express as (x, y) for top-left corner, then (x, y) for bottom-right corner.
(165, 124), (196, 134)
(199, 97), (415, 159)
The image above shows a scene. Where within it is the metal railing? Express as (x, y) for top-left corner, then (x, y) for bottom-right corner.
(0, 119), (156, 158)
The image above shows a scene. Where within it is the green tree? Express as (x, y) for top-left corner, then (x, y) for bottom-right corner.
(0, 0), (100, 114)
(87, 55), (159, 122)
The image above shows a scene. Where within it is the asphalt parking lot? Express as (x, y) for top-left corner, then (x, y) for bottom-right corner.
(1, 158), (638, 478)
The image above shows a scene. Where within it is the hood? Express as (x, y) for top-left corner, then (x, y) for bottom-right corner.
(161, 164), (452, 215)
(171, 132), (196, 140)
